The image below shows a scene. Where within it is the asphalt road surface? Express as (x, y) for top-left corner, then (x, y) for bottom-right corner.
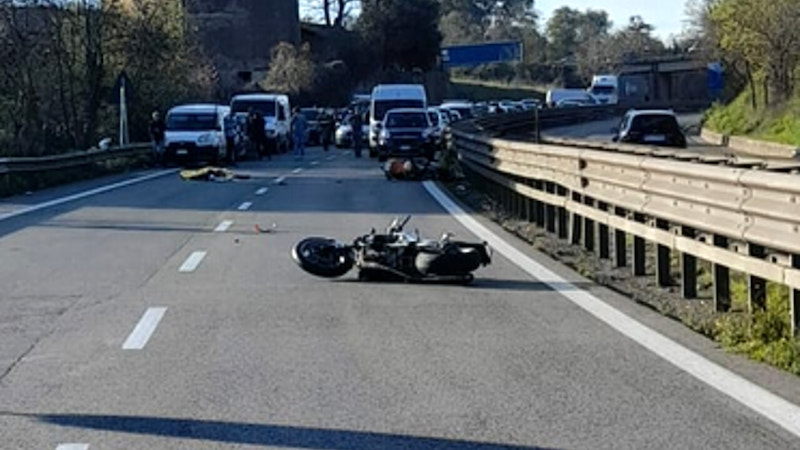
(543, 113), (718, 150)
(1, 147), (799, 449)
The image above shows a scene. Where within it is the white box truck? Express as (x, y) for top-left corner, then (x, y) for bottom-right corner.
(369, 84), (427, 157)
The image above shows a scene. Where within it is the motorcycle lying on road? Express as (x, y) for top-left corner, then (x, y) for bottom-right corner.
(291, 216), (491, 284)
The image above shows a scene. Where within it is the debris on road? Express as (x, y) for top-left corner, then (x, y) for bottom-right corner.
(179, 166), (251, 182)
(255, 223), (278, 234)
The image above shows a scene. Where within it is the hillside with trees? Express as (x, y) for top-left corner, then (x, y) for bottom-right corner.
(700, 0), (800, 145)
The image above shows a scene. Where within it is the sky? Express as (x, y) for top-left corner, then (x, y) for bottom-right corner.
(299, 1), (690, 43)
(535, 1), (688, 42)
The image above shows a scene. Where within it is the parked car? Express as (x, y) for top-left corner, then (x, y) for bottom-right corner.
(334, 114), (369, 148)
(163, 104), (228, 166)
(612, 109), (687, 148)
(426, 107), (447, 150)
(376, 108), (435, 161)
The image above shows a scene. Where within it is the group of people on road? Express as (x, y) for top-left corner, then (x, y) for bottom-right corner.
(148, 105), (367, 167)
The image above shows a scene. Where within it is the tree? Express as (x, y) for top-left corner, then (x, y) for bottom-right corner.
(358, 0), (441, 71)
(259, 42), (315, 95)
(307, 0), (359, 27)
(710, 0), (800, 105)
(546, 7), (611, 63)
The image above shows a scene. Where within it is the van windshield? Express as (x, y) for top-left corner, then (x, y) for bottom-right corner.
(386, 112), (429, 129)
(231, 99), (277, 117)
(167, 113), (218, 131)
(373, 100), (424, 122)
(591, 86), (616, 95)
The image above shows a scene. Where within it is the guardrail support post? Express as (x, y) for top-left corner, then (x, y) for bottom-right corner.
(557, 186), (569, 239)
(534, 181), (545, 228)
(545, 182), (556, 233)
(598, 203), (610, 260)
(615, 208), (627, 268)
(748, 244), (767, 312)
(792, 255), (800, 337)
(583, 197), (595, 253)
(681, 227), (697, 299)
(571, 193), (583, 245)
(656, 219), (671, 287)
(713, 235), (731, 312)
(633, 213), (646, 276)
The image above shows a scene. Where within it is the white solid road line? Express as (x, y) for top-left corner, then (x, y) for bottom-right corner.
(0, 170), (174, 223)
(423, 181), (800, 439)
(214, 220), (234, 233)
(237, 202), (253, 211)
(179, 251), (207, 273)
(255, 187), (269, 195)
(56, 445), (89, 450)
(122, 307), (167, 350)
(292, 168), (303, 174)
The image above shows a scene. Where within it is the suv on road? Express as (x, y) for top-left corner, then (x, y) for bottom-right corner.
(612, 109), (688, 149)
(377, 108), (434, 161)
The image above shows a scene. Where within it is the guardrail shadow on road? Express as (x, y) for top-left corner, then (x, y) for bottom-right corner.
(32, 413), (559, 450)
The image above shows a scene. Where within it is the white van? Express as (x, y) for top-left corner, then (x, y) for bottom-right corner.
(588, 75), (619, 105)
(369, 84), (427, 157)
(545, 89), (595, 108)
(164, 104), (228, 165)
(230, 93), (291, 153)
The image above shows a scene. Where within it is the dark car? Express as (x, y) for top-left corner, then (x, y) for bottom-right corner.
(612, 109), (687, 148)
(377, 108), (435, 161)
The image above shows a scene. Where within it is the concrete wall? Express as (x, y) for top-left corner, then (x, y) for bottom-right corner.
(185, 0), (300, 93)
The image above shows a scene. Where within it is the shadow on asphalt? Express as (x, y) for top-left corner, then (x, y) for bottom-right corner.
(32, 413), (560, 450)
(330, 277), (591, 292)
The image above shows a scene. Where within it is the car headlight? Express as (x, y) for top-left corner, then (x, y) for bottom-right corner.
(197, 133), (214, 145)
(379, 129), (391, 141)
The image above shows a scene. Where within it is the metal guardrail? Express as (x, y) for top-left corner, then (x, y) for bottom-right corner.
(0, 144), (151, 175)
(452, 127), (800, 335)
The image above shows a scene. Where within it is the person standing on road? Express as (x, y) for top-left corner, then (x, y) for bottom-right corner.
(320, 109), (334, 152)
(223, 113), (237, 166)
(351, 110), (364, 158)
(149, 111), (166, 166)
(291, 107), (308, 159)
(250, 109), (269, 161)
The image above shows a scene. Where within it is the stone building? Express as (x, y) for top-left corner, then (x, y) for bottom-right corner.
(183, 0), (301, 93)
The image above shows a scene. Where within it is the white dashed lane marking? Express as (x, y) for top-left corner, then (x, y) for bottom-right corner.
(274, 176), (286, 185)
(292, 168), (303, 174)
(122, 307), (167, 350)
(237, 202), (253, 211)
(214, 220), (233, 233)
(179, 251), (207, 273)
(56, 445), (89, 450)
(255, 187), (269, 195)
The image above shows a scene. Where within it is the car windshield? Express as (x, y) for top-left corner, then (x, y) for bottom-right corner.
(230, 99), (277, 117)
(385, 112), (429, 128)
(373, 100), (424, 121)
(630, 114), (681, 133)
(427, 112), (440, 126)
(591, 86), (616, 95)
(166, 113), (218, 131)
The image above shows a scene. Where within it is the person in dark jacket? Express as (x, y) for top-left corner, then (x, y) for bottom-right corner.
(351, 110), (364, 158)
(149, 111), (166, 165)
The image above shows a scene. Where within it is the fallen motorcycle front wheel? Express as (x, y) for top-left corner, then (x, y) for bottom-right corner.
(291, 237), (354, 278)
